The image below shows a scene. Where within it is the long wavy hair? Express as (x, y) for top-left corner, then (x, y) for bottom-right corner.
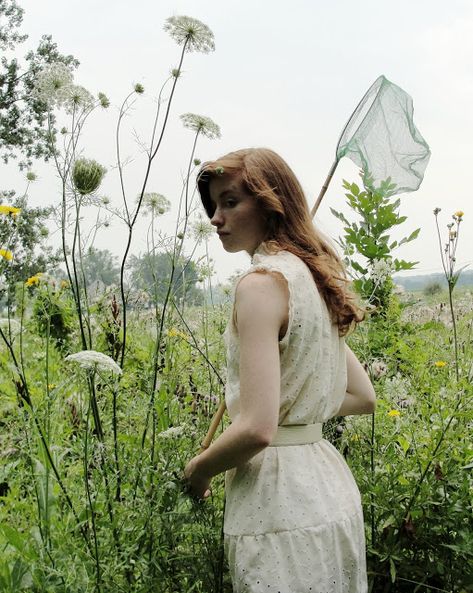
(197, 148), (364, 336)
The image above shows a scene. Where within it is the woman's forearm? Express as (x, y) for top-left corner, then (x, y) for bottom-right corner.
(191, 417), (269, 479)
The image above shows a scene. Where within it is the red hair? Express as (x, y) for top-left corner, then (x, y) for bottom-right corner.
(197, 148), (364, 335)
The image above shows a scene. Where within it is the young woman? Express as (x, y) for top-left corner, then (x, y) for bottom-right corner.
(184, 148), (376, 593)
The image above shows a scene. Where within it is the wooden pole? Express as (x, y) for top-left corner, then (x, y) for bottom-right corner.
(199, 157), (340, 453)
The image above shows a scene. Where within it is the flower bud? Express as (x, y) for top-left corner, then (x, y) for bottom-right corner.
(72, 158), (107, 196)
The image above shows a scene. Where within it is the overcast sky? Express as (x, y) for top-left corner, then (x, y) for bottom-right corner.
(4, 0), (473, 283)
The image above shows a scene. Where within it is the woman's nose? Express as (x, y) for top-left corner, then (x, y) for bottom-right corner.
(210, 207), (223, 227)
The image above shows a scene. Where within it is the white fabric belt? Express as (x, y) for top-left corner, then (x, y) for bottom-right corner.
(269, 423), (323, 447)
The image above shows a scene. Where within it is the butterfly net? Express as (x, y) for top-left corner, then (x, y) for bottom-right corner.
(336, 75), (431, 193)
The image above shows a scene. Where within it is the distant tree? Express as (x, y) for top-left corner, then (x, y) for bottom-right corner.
(81, 247), (120, 287)
(129, 252), (203, 306)
(423, 281), (442, 297)
(0, 0), (79, 169)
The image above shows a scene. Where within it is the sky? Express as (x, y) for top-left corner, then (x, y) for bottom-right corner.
(3, 0), (473, 283)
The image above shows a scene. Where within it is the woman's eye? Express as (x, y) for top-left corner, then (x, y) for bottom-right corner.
(226, 199), (237, 207)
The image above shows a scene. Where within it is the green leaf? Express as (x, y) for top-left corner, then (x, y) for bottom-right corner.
(397, 435), (410, 454)
(389, 557), (396, 583)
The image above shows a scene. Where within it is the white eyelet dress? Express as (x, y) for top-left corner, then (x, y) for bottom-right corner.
(223, 245), (368, 593)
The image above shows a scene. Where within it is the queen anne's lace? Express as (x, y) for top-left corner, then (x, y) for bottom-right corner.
(164, 16), (215, 53)
(180, 113), (221, 139)
(65, 350), (122, 375)
(33, 63), (74, 107)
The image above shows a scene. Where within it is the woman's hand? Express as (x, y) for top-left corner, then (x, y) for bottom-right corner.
(183, 456), (212, 500)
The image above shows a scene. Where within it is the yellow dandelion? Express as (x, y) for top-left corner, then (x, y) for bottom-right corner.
(387, 409), (401, 417)
(0, 249), (13, 261)
(454, 210), (464, 218)
(434, 361), (447, 368)
(0, 205), (21, 217)
(167, 328), (179, 338)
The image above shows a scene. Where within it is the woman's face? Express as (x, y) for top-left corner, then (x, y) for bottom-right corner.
(208, 174), (268, 255)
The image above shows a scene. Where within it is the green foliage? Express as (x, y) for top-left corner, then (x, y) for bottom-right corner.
(0, 0), (79, 169)
(31, 282), (74, 351)
(0, 195), (61, 305)
(332, 177), (419, 315)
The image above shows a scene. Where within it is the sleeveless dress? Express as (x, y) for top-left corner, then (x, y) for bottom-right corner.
(223, 245), (368, 593)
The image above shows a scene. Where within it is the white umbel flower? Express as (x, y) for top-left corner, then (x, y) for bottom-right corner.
(191, 216), (213, 242)
(164, 16), (215, 53)
(65, 350), (122, 375)
(141, 193), (171, 215)
(180, 113), (221, 139)
(62, 85), (95, 114)
(158, 425), (187, 439)
(369, 258), (394, 283)
(33, 62), (74, 107)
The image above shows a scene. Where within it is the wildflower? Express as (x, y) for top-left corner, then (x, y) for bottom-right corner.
(164, 15), (215, 54)
(60, 127), (68, 135)
(158, 425), (187, 439)
(0, 205), (21, 217)
(369, 258), (393, 283)
(62, 85), (95, 114)
(48, 384), (56, 390)
(371, 360), (388, 379)
(33, 62), (74, 107)
(98, 92), (110, 108)
(387, 409), (400, 417)
(194, 158), (201, 166)
(167, 328), (188, 340)
(449, 230), (457, 240)
(434, 360), (447, 368)
(39, 227), (49, 238)
(60, 280), (69, 289)
(26, 171), (37, 182)
(72, 158), (107, 195)
(101, 196), (110, 206)
(25, 274), (42, 287)
(141, 193), (171, 215)
(134, 83), (144, 94)
(171, 68), (181, 79)
(0, 318), (21, 332)
(191, 216), (214, 242)
(433, 207), (441, 216)
(0, 249), (13, 261)
(65, 350), (122, 375)
(180, 113), (221, 139)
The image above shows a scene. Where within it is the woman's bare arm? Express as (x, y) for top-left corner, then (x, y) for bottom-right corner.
(184, 272), (287, 495)
(337, 344), (376, 416)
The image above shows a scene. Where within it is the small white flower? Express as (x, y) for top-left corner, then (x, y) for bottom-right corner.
(180, 113), (221, 139)
(65, 350), (122, 375)
(164, 15), (215, 54)
(140, 193), (171, 215)
(369, 258), (394, 283)
(371, 359), (388, 379)
(191, 216), (214, 242)
(62, 84), (95, 114)
(158, 425), (187, 439)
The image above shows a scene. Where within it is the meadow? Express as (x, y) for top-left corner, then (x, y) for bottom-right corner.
(1, 9), (472, 593)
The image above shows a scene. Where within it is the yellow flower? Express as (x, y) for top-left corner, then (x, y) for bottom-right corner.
(454, 210), (464, 218)
(387, 409), (401, 417)
(0, 205), (21, 217)
(434, 361), (447, 368)
(60, 280), (69, 289)
(0, 249), (13, 261)
(167, 327), (188, 339)
(25, 274), (42, 286)
(48, 384), (56, 390)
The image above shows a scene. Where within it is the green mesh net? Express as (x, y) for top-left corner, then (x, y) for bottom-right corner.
(336, 75), (431, 193)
